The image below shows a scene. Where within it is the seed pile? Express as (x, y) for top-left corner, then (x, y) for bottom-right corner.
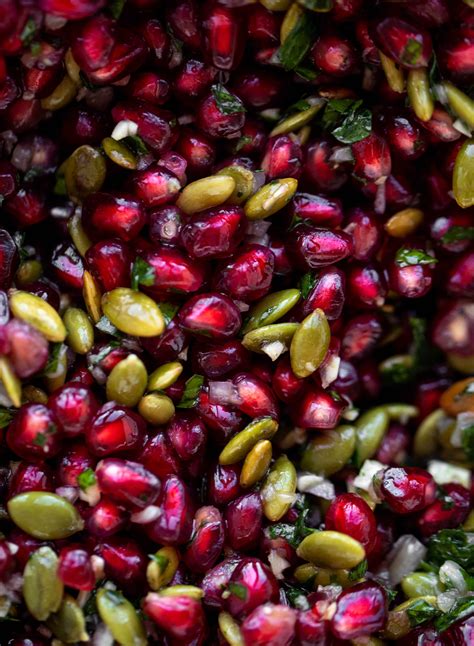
(0, 0), (473, 644)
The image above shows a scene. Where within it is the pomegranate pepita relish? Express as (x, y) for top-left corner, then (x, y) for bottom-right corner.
(0, 0), (473, 643)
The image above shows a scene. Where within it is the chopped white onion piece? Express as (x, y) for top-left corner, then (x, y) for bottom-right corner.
(319, 355), (340, 389)
(268, 550), (291, 579)
(111, 120), (139, 140)
(437, 590), (458, 613)
(297, 472), (335, 500)
(78, 482), (101, 507)
(131, 505), (162, 524)
(56, 486), (79, 504)
(262, 340), (287, 361)
(353, 460), (385, 495)
(439, 560), (468, 593)
(92, 623), (115, 646)
(427, 460), (471, 489)
(378, 535), (427, 586)
(209, 381), (242, 407)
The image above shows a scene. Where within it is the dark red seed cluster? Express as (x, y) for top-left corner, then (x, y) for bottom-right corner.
(0, 0), (474, 644)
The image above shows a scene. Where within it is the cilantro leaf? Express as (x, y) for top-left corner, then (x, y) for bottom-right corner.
(427, 529), (474, 574)
(402, 38), (423, 66)
(228, 583), (247, 600)
(283, 584), (310, 610)
(20, 18), (38, 46)
(278, 13), (317, 71)
(77, 468), (97, 491)
(462, 425), (474, 461)
(211, 84), (245, 116)
(123, 135), (148, 155)
(297, 0), (333, 9)
(407, 599), (439, 627)
(269, 497), (313, 548)
(158, 302), (179, 326)
(42, 343), (66, 377)
(176, 375), (204, 409)
(294, 65), (318, 81)
(300, 273), (317, 299)
(442, 226), (474, 243)
(0, 408), (13, 429)
(435, 596), (474, 632)
(108, 0), (126, 19)
(395, 247), (438, 267)
(321, 99), (372, 144)
(131, 257), (155, 291)
(348, 559), (367, 581)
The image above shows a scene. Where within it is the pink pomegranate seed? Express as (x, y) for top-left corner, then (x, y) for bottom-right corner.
(85, 239), (131, 291)
(82, 192), (146, 242)
(225, 492), (262, 552)
(241, 604), (296, 646)
(232, 372), (279, 419)
(144, 474), (194, 544)
(143, 593), (206, 642)
(49, 383), (99, 437)
(377, 467), (437, 514)
(331, 581), (387, 639)
(98, 537), (147, 595)
(304, 137), (350, 193)
(262, 135), (302, 180)
(180, 206), (245, 259)
(197, 89), (245, 139)
(179, 292), (242, 339)
(86, 403), (146, 457)
(287, 223), (353, 270)
(167, 412), (207, 462)
(87, 498), (128, 538)
(58, 546), (95, 591)
(373, 18), (432, 69)
(142, 245), (206, 294)
(96, 458), (161, 509)
(4, 318), (48, 378)
(272, 356), (304, 403)
(312, 34), (359, 76)
(417, 483), (471, 537)
(226, 557), (279, 618)
(203, 3), (244, 71)
(292, 387), (345, 429)
(129, 164), (181, 208)
(8, 462), (54, 497)
(291, 192), (343, 228)
(325, 493), (378, 554)
(215, 245), (275, 302)
(7, 404), (62, 461)
(184, 505), (224, 573)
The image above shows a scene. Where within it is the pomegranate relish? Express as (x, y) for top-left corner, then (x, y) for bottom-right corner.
(0, 0), (473, 643)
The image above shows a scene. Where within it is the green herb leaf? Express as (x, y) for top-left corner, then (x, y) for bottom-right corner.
(442, 226), (474, 243)
(435, 596), (474, 632)
(88, 341), (121, 368)
(348, 559), (367, 581)
(321, 99), (372, 144)
(297, 0), (333, 10)
(96, 316), (122, 338)
(402, 38), (423, 66)
(211, 84), (245, 116)
(462, 425), (474, 461)
(0, 408), (13, 429)
(270, 497), (313, 547)
(381, 359), (414, 385)
(123, 135), (148, 155)
(286, 99), (311, 115)
(131, 257), (155, 291)
(149, 554), (169, 573)
(407, 599), (439, 627)
(294, 64), (318, 81)
(235, 135), (253, 152)
(395, 247), (438, 267)
(228, 582), (248, 600)
(300, 272), (317, 299)
(20, 18), (38, 46)
(177, 375), (204, 409)
(283, 584), (310, 610)
(108, 0), (126, 19)
(278, 13), (317, 71)
(43, 343), (65, 377)
(77, 468), (97, 491)
(158, 302), (179, 326)
(427, 529), (474, 574)
(30, 42), (41, 56)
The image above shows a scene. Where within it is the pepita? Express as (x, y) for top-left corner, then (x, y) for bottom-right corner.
(83, 270), (102, 323)
(106, 354), (148, 407)
(23, 546), (64, 621)
(290, 308), (330, 378)
(261, 454), (297, 521)
(46, 595), (89, 643)
(240, 439), (272, 487)
(177, 175), (236, 214)
(297, 530), (366, 569)
(102, 288), (165, 337)
(242, 289), (301, 334)
(8, 491), (84, 539)
(96, 588), (147, 646)
(10, 291), (67, 342)
(219, 417), (279, 465)
(244, 178), (298, 220)
(64, 307), (94, 355)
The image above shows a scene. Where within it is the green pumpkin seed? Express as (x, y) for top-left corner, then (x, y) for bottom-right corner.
(96, 588), (147, 646)
(271, 100), (325, 136)
(22, 384), (48, 405)
(453, 138), (474, 209)
(216, 166), (257, 205)
(242, 289), (301, 334)
(16, 259), (43, 287)
(413, 408), (444, 458)
(23, 547), (64, 621)
(244, 178), (298, 220)
(41, 75), (77, 111)
(260, 0), (291, 10)
(301, 425), (356, 476)
(177, 175), (236, 214)
(65, 48), (81, 85)
(382, 403), (419, 423)
(67, 211), (92, 257)
(147, 546), (179, 591)
(407, 69), (434, 122)
(219, 417), (279, 465)
(401, 572), (445, 599)
(443, 82), (474, 129)
(311, 566), (352, 588)
(290, 308), (330, 378)
(379, 51), (405, 93)
(384, 208), (423, 238)
(297, 530), (366, 570)
(159, 585), (204, 599)
(102, 136), (138, 169)
(355, 407), (389, 466)
(46, 595), (88, 643)
(280, 2), (303, 42)
(102, 288), (165, 337)
(294, 563), (318, 585)
(64, 145), (107, 201)
(242, 322), (299, 359)
(218, 611), (245, 646)
(138, 393), (175, 426)
(8, 492), (84, 539)
(148, 362), (183, 391)
(261, 454), (297, 521)
(106, 354), (148, 407)
(83, 270), (102, 323)
(64, 307), (94, 355)
(0, 357), (22, 407)
(10, 291), (67, 342)
(240, 440), (272, 488)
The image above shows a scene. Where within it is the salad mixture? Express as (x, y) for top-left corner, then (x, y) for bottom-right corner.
(0, 0), (473, 643)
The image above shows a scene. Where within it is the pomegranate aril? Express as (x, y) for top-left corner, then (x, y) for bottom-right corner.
(85, 238), (131, 292)
(179, 292), (241, 339)
(203, 4), (244, 71)
(312, 34), (359, 77)
(96, 458), (161, 509)
(373, 18), (432, 69)
(58, 546), (95, 591)
(197, 89), (245, 139)
(167, 412), (207, 462)
(208, 462), (242, 507)
(184, 505), (224, 573)
(87, 498), (128, 538)
(325, 493), (377, 553)
(4, 318), (48, 378)
(129, 164), (181, 208)
(225, 491), (262, 552)
(287, 223), (353, 270)
(417, 483), (471, 537)
(144, 474), (194, 545)
(8, 462), (54, 498)
(241, 604), (296, 646)
(180, 206), (245, 259)
(86, 403), (146, 457)
(226, 557), (279, 618)
(82, 192), (146, 242)
(292, 387), (345, 429)
(142, 245), (206, 294)
(143, 593), (206, 642)
(330, 581), (387, 639)
(98, 537), (147, 595)
(378, 466), (437, 514)
(7, 403), (62, 461)
(262, 135), (302, 180)
(215, 244), (274, 303)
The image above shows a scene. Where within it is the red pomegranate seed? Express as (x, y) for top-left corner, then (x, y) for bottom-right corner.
(331, 581), (387, 639)
(49, 383), (99, 437)
(225, 492), (262, 552)
(144, 474), (194, 544)
(226, 557), (279, 618)
(377, 466), (437, 514)
(241, 603), (296, 646)
(143, 593), (206, 641)
(373, 18), (432, 69)
(7, 404), (62, 461)
(325, 493), (378, 553)
(58, 546), (95, 591)
(179, 292), (242, 339)
(417, 483), (471, 537)
(86, 403), (146, 457)
(96, 458), (161, 509)
(184, 505), (224, 573)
